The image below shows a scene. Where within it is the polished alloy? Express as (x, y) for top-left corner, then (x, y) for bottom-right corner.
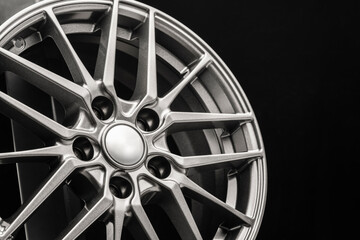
(0, 0), (267, 239)
(104, 124), (145, 167)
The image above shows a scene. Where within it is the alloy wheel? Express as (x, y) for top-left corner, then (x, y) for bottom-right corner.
(0, 0), (267, 239)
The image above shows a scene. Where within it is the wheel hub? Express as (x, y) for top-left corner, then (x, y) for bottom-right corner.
(103, 124), (145, 167)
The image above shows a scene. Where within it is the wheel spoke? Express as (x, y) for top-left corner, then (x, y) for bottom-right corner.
(159, 54), (212, 109)
(169, 150), (263, 170)
(0, 145), (65, 165)
(0, 1), (267, 239)
(94, 0), (119, 94)
(131, 202), (159, 240)
(160, 111), (254, 134)
(56, 194), (112, 240)
(106, 198), (126, 240)
(0, 91), (77, 140)
(130, 176), (159, 240)
(0, 47), (91, 108)
(172, 173), (254, 228)
(159, 180), (202, 239)
(140, 173), (202, 239)
(105, 221), (114, 240)
(1, 159), (79, 239)
(131, 10), (157, 107)
(44, 9), (95, 87)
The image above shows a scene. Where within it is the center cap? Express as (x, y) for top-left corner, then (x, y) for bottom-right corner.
(104, 124), (145, 166)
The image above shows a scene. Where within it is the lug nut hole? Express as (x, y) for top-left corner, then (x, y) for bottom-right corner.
(136, 109), (159, 132)
(148, 156), (171, 179)
(72, 137), (94, 161)
(110, 177), (132, 199)
(92, 96), (114, 120)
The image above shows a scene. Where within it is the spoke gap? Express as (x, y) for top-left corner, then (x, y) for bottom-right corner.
(143, 204), (181, 240)
(20, 37), (75, 84)
(114, 50), (138, 101)
(186, 197), (232, 239)
(165, 129), (215, 157)
(8, 162), (80, 240)
(4, 71), (60, 121)
(67, 33), (101, 79)
(77, 220), (106, 240)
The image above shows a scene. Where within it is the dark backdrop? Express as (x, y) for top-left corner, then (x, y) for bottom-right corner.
(141, 0), (358, 239)
(1, 0), (359, 239)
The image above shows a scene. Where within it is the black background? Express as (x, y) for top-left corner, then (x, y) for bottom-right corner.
(1, 0), (359, 239)
(141, 0), (358, 239)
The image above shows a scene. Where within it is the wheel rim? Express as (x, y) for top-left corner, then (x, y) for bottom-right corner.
(0, 1), (266, 239)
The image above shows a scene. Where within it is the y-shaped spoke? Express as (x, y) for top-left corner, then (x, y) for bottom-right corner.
(158, 54), (212, 110)
(0, 91), (78, 140)
(162, 182), (202, 239)
(0, 47), (91, 109)
(44, 9), (95, 88)
(168, 150), (263, 170)
(105, 221), (114, 240)
(131, 9), (158, 109)
(145, 176), (202, 240)
(130, 174), (159, 240)
(159, 111), (254, 134)
(0, 159), (80, 239)
(131, 201), (159, 240)
(171, 173), (254, 228)
(94, 0), (119, 98)
(113, 199), (126, 240)
(56, 193), (112, 240)
(106, 198), (126, 240)
(0, 145), (66, 165)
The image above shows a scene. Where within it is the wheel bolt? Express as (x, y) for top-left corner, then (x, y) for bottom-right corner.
(136, 108), (160, 132)
(13, 37), (25, 50)
(92, 96), (114, 120)
(109, 177), (132, 199)
(72, 137), (94, 161)
(147, 156), (171, 179)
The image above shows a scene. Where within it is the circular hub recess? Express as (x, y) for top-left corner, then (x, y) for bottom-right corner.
(0, 1), (267, 240)
(104, 124), (145, 166)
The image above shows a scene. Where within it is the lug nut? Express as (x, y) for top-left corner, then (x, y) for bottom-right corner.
(136, 108), (160, 132)
(109, 177), (132, 199)
(92, 96), (114, 120)
(72, 137), (94, 161)
(147, 156), (171, 179)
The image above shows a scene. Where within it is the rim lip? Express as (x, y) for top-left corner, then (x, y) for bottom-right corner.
(0, 0), (268, 239)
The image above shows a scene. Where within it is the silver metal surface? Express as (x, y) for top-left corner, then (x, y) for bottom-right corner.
(104, 124), (145, 166)
(0, 0), (267, 239)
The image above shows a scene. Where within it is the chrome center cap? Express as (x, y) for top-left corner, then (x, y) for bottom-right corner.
(104, 124), (145, 166)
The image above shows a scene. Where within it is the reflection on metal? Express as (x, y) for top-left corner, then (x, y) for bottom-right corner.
(0, 0), (266, 239)
(104, 124), (145, 167)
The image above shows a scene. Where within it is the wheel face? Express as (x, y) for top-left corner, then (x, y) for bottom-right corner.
(0, 1), (266, 240)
